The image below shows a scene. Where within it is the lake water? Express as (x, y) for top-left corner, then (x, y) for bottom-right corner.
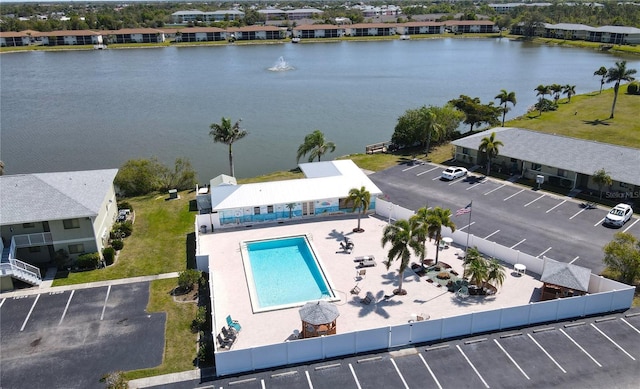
(1, 39), (638, 181)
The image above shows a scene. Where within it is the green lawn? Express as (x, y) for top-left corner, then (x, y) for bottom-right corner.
(505, 85), (640, 148)
(52, 191), (195, 286)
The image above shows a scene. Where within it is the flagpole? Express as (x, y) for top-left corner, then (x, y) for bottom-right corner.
(464, 201), (473, 256)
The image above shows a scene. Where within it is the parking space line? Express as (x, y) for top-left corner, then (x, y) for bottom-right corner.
(100, 285), (112, 321)
(510, 239), (526, 249)
(484, 184), (505, 195)
(559, 328), (602, 367)
(537, 247), (552, 258)
(348, 363), (362, 389)
(623, 218), (639, 233)
(546, 200), (566, 213)
(456, 345), (489, 389)
(590, 323), (636, 360)
(416, 166), (439, 176)
(494, 339), (530, 380)
(569, 256), (580, 264)
(418, 354), (443, 389)
(20, 294), (40, 332)
(569, 208), (586, 220)
(621, 318), (640, 334)
(432, 176), (442, 181)
(504, 189), (525, 201)
(594, 218), (605, 227)
(0, 298), (5, 308)
(484, 230), (500, 239)
(527, 334), (566, 373)
(448, 179), (463, 186)
(524, 194), (545, 207)
(390, 358), (409, 389)
(305, 370), (313, 389)
(402, 165), (420, 172)
(58, 290), (74, 326)
(458, 221), (476, 231)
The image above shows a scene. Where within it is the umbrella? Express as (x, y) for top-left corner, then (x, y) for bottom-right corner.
(298, 301), (339, 325)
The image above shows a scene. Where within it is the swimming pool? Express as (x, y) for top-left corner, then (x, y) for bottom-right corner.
(242, 235), (336, 312)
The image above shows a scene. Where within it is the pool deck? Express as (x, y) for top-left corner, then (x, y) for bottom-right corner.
(201, 215), (543, 350)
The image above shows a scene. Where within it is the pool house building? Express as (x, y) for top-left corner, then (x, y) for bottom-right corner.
(197, 160), (382, 230)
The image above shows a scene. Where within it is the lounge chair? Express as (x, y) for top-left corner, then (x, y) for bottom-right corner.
(221, 326), (237, 342)
(226, 315), (242, 333)
(358, 258), (376, 268)
(217, 333), (232, 349)
(354, 255), (374, 262)
(360, 293), (373, 305)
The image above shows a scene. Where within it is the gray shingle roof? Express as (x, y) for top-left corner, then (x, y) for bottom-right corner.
(452, 128), (640, 185)
(0, 169), (118, 225)
(541, 257), (591, 292)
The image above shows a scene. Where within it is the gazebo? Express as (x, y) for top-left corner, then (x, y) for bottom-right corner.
(540, 258), (590, 301)
(299, 301), (339, 338)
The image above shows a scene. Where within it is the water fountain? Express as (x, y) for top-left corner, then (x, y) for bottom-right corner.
(268, 56), (294, 72)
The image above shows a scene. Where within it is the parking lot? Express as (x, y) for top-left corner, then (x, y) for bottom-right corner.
(150, 310), (640, 389)
(370, 163), (640, 273)
(0, 282), (165, 389)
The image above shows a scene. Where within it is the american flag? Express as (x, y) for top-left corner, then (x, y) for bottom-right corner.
(456, 203), (472, 217)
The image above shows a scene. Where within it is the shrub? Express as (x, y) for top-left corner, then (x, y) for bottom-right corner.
(534, 98), (558, 113)
(627, 81), (640, 95)
(100, 371), (128, 389)
(178, 269), (201, 291)
(111, 221), (132, 239)
(111, 239), (124, 251)
(191, 306), (207, 333)
(103, 247), (116, 266)
(77, 252), (100, 270)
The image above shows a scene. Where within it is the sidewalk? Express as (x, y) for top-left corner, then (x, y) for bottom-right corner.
(128, 367), (216, 389)
(0, 272), (180, 298)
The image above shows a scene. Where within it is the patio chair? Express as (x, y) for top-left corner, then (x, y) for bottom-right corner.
(221, 326), (237, 342)
(217, 333), (232, 349)
(350, 284), (361, 295)
(360, 293), (373, 305)
(226, 315), (242, 333)
(356, 269), (366, 280)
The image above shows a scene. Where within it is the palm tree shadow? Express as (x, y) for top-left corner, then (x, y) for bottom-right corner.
(583, 119), (610, 126)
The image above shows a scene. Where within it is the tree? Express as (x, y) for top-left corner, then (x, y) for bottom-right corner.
(114, 158), (165, 196)
(594, 66), (608, 94)
(409, 207), (430, 264)
(592, 168), (612, 199)
(486, 258), (506, 289)
(159, 157), (197, 191)
(348, 186), (371, 233)
(478, 132), (504, 176)
(449, 95), (501, 132)
(426, 207), (456, 265)
(605, 60), (637, 119)
(563, 84), (576, 103)
(494, 89), (516, 127)
(534, 84), (551, 115)
(381, 219), (424, 295)
(549, 83), (563, 103)
(603, 232), (640, 285)
(209, 117), (248, 177)
(391, 105), (462, 150)
(462, 248), (488, 286)
(296, 130), (336, 163)
(178, 269), (201, 292)
(423, 109), (442, 158)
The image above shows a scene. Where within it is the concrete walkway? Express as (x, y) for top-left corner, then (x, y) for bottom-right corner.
(0, 272), (180, 298)
(128, 367), (216, 389)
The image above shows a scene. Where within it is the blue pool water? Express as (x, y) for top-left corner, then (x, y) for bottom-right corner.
(245, 236), (333, 310)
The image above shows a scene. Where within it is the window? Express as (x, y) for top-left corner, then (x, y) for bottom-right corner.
(63, 218), (80, 229)
(531, 163), (542, 171)
(68, 244), (84, 254)
(462, 148), (469, 155)
(557, 169), (566, 177)
(254, 207), (261, 215)
(267, 205), (274, 214)
(22, 223), (35, 228)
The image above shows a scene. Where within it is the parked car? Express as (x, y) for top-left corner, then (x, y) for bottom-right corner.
(603, 203), (633, 227)
(441, 167), (468, 181)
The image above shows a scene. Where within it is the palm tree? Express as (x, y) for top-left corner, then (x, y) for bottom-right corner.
(594, 66), (608, 94)
(592, 168), (612, 199)
(209, 117), (248, 177)
(494, 89), (516, 127)
(534, 84), (551, 116)
(381, 219), (424, 295)
(423, 110), (442, 158)
(409, 207), (430, 264)
(486, 258), (506, 290)
(478, 132), (504, 176)
(605, 60), (637, 119)
(426, 207), (456, 265)
(348, 186), (371, 233)
(563, 84), (576, 103)
(463, 249), (488, 287)
(296, 130), (336, 163)
(549, 83), (563, 103)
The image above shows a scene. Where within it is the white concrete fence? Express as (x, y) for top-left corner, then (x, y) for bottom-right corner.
(209, 199), (634, 376)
